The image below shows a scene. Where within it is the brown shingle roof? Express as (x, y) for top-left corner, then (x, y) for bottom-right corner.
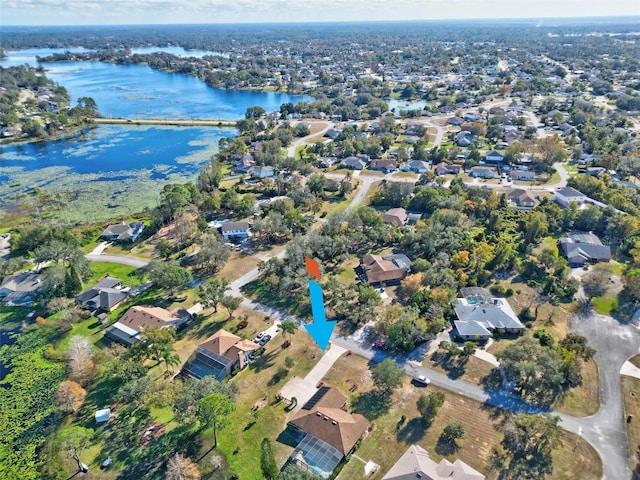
(198, 330), (259, 363)
(361, 254), (408, 284)
(290, 388), (370, 455)
(118, 306), (183, 331)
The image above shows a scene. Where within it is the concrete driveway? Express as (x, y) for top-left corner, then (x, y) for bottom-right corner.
(279, 343), (348, 406)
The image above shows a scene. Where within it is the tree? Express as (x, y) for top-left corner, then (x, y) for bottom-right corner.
(278, 463), (323, 480)
(220, 295), (241, 318)
(280, 319), (298, 347)
(148, 260), (192, 296)
(416, 391), (445, 423)
(194, 234), (231, 274)
(166, 453), (201, 480)
(159, 343), (181, 374)
(582, 265), (611, 303)
(462, 341), (477, 357)
(55, 380), (87, 413)
(371, 358), (404, 394)
(441, 421), (465, 443)
(260, 438), (279, 480)
(174, 376), (238, 425)
(156, 238), (173, 260)
(307, 173), (327, 196)
(501, 413), (562, 479)
(197, 393), (235, 448)
(56, 426), (92, 472)
(197, 278), (229, 313)
(245, 105), (266, 119)
(66, 335), (96, 386)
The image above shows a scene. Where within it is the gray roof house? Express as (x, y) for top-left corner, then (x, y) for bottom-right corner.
(453, 287), (523, 340)
(401, 160), (430, 174)
(100, 222), (145, 242)
(341, 156), (366, 170)
(469, 166), (497, 179)
(383, 445), (485, 480)
(484, 151), (504, 163)
(559, 232), (611, 266)
(382, 208), (408, 227)
(0, 272), (44, 306)
(251, 166), (275, 179)
(553, 187), (587, 208)
(75, 277), (128, 312)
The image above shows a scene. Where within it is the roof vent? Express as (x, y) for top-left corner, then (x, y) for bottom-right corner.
(323, 416), (329, 421)
(332, 421), (337, 425)
(316, 412), (322, 416)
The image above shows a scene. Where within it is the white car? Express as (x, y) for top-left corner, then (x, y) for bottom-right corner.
(413, 375), (431, 386)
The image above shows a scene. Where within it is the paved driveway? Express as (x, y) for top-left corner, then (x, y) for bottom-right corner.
(279, 343), (347, 406)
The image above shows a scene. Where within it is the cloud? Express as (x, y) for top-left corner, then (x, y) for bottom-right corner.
(3, 0), (639, 25)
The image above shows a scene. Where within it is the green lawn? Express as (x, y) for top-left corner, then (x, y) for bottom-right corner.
(592, 296), (618, 315)
(87, 261), (141, 287)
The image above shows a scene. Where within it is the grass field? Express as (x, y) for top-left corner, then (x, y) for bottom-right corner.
(86, 261), (141, 287)
(592, 296), (619, 315)
(621, 373), (640, 476)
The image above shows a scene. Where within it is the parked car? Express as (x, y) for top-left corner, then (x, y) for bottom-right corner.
(413, 375), (431, 386)
(101, 458), (113, 469)
(258, 334), (272, 346)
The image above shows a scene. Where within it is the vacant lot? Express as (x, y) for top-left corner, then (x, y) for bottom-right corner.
(622, 363), (640, 477)
(323, 354), (601, 480)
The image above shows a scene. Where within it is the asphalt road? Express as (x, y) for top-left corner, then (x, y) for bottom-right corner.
(570, 310), (640, 480)
(84, 253), (149, 268)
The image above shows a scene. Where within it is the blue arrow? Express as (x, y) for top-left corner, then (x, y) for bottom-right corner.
(304, 280), (336, 351)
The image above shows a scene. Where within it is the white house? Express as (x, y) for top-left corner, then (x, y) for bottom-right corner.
(221, 221), (250, 240)
(511, 170), (536, 181)
(554, 187), (587, 208)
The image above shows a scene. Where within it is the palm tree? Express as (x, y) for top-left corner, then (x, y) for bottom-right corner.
(159, 344), (181, 374)
(280, 320), (298, 347)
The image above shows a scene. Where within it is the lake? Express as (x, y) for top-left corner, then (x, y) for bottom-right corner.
(0, 48), (312, 221)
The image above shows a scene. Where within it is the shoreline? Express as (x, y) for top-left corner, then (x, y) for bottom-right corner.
(91, 117), (238, 127)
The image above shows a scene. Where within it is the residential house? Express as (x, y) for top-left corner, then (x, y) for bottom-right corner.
(383, 445), (485, 480)
(507, 188), (536, 207)
(559, 232), (611, 267)
(463, 112), (483, 122)
(511, 170), (536, 181)
(402, 160), (430, 174)
(288, 387), (370, 479)
(341, 156), (366, 170)
(455, 131), (473, 147)
(504, 130), (519, 144)
(231, 153), (255, 174)
(325, 128), (343, 140)
(251, 166), (275, 179)
(75, 277), (128, 312)
(0, 271), (44, 306)
(360, 254), (411, 285)
(453, 287), (523, 341)
(369, 159), (397, 173)
(553, 187), (587, 208)
(448, 116), (464, 126)
(484, 151), (504, 163)
(469, 167), (497, 179)
(434, 162), (461, 176)
(221, 221), (250, 240)
(105, 305), (191, 346)
(587, 166), (607, 178)
(317, 156), (337, 169)
(182, 329), (259, 380)
(382, 208), (408, 227)
(100, 222), (145, 243)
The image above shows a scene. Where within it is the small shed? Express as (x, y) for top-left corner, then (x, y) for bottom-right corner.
(364, 460), (379, 477)
(95, 408), (111, 423)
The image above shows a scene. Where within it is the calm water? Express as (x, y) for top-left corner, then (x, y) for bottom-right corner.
(0, 125), (235, 176)
(0, 48), (311, 220)
(1, 48), (311, 120)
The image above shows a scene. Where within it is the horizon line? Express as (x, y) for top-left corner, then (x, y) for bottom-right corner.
(3, 15), (640, 28)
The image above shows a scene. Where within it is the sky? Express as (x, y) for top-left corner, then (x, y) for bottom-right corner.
(2, 0), (639, 26)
